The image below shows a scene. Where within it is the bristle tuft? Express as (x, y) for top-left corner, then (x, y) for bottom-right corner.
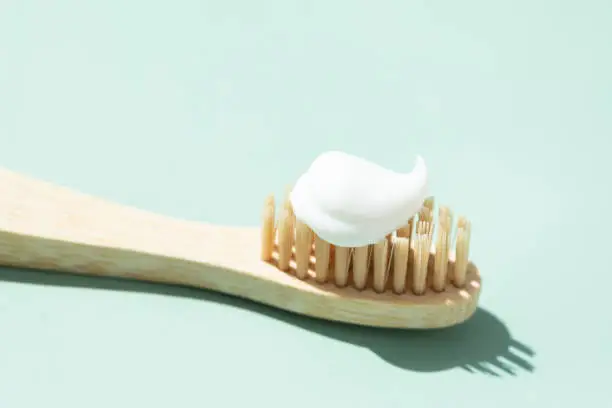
(453, 216), (471, 287)
(314, 235), (331, 283)
(295, 221), (312, 279)
(277, 207), (294, 271)
(433, 206), (451, 291)
(334, 246), (351, 287)
(392, 236), (410, 294)
(412, 224), (433, 295)
(260, 194), (276, 261)
(373, 239), (389, 293)
(352, 245), (370, 289)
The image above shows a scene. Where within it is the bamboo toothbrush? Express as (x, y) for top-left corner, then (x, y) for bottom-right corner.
(0, 167), (480, 329)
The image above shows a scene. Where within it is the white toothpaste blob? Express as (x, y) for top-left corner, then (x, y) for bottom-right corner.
(289, 151), (428, 247)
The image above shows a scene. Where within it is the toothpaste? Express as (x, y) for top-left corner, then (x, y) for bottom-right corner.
(289, 151), (428, 247)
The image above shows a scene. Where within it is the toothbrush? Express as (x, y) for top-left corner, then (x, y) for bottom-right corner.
(0, 162), (480, 329)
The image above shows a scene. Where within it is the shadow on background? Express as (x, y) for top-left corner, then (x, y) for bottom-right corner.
(0, 266), (534, 376)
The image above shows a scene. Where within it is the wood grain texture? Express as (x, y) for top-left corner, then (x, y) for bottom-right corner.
(0, 168), (481, 329)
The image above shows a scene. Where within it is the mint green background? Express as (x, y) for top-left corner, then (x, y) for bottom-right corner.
(0, 1), (610, 406)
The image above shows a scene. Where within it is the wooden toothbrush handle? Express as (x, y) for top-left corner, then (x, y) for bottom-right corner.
(0, 168), (238, 287)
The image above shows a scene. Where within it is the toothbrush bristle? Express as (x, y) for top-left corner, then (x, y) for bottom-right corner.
(276, 206), (293, 271)
(294, 220), (312, 279)
(314, 235), (331, 283)
(352, 245), (370, 289)
(433, 206), (451, 292)
(260, 194), (276, 262)
(453, 216), (471, 288)
(413, 223), (433, 295)
(262, 195), (473, 296)
(391, 237), (410, 294)
(372, 239), (389, 293)
(334, 246), (351, 287)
